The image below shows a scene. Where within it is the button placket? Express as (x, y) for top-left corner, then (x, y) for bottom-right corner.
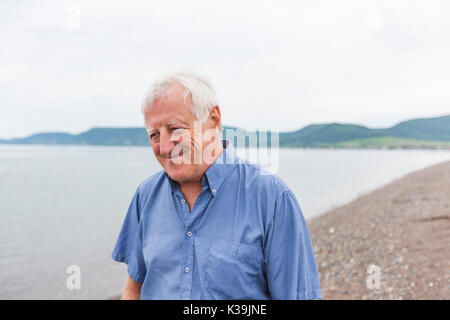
(182, 219), (195, 299)
(180, 188), (213, 299)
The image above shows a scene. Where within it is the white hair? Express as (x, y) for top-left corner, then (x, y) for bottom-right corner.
(141, 71), (219, 122)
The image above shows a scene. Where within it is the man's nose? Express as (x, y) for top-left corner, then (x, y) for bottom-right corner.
(159, 132), (174, 158)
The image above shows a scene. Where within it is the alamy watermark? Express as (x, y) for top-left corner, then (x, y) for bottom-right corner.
(149, 120), (280, 174)
(66, 265), (81, 290)
(366, 264), (381, 290)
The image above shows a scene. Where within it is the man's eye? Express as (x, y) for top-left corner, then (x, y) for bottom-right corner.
(170, 128), (186, 136)
(150, 133), (159, 139)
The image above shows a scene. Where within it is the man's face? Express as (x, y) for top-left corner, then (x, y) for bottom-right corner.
(144, 83), (220, 183)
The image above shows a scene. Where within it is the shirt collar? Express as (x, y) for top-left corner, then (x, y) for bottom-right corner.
(165, 140), (238, 197)
(204, 139), (238, 196)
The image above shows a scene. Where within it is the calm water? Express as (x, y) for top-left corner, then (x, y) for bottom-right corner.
(1, 145), (449, 299)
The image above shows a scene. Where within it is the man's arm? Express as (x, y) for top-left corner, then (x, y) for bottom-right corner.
(121, 275), (143, 300)
(264, 190), (322, 299)
(111, 186), (147, 299)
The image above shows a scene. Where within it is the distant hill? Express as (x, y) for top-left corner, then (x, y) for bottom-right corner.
(75, 128), (149, 146)
(384, 116), (450, 141)
(278, 115), (450, 147)
(3, 132), (76, 145)
(2, 128), (150, 146)
(278, 123), (386, 147)
(1, 115), (449, 149)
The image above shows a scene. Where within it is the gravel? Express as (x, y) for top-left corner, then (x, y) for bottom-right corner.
(308, 160), (450, 300)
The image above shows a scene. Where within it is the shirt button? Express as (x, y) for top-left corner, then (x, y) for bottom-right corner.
(181, 199), (186, 204)
(212, 189), (216, 194)
(187, 231), (192, 237)
(185, 267), (190, 273)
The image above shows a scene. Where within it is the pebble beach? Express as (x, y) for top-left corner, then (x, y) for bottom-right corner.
(308, 160), (450, 300)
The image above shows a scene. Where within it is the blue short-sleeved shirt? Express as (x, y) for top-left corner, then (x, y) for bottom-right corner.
(111, 140), (322, 300)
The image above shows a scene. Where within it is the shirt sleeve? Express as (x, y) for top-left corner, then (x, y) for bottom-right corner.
(264, 190), (322, 300)
(111, 186), (147, 283)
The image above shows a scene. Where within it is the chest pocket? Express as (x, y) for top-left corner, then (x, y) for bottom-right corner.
(203, 238), (264, 299)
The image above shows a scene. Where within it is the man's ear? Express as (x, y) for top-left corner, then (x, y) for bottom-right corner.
(208, 106), (221, 129)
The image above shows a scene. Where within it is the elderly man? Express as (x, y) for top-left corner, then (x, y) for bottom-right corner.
(111, 72), (322, 300)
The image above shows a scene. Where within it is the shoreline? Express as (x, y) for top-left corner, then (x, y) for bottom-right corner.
(308, 160), (450, 299)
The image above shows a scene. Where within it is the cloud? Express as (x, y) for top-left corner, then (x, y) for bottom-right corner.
(1, 0), (449, 138)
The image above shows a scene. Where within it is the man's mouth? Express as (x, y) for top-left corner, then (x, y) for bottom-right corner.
(171, 151), (183, 161)
(168, 147), (188, 165)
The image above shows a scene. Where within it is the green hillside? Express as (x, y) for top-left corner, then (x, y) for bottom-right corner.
(385, 115), (450, 141)
(1, 114), (449, 150)
(279, 123), (386, 147)
(75, 128), (149, 146)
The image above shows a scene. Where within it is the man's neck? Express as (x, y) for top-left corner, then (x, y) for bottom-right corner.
(178, 140), (225, 210)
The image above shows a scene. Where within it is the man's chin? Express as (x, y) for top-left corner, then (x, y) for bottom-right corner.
(163, 162), (192, 183)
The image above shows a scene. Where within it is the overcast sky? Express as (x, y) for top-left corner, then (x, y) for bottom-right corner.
(1, 0), (449, 138)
